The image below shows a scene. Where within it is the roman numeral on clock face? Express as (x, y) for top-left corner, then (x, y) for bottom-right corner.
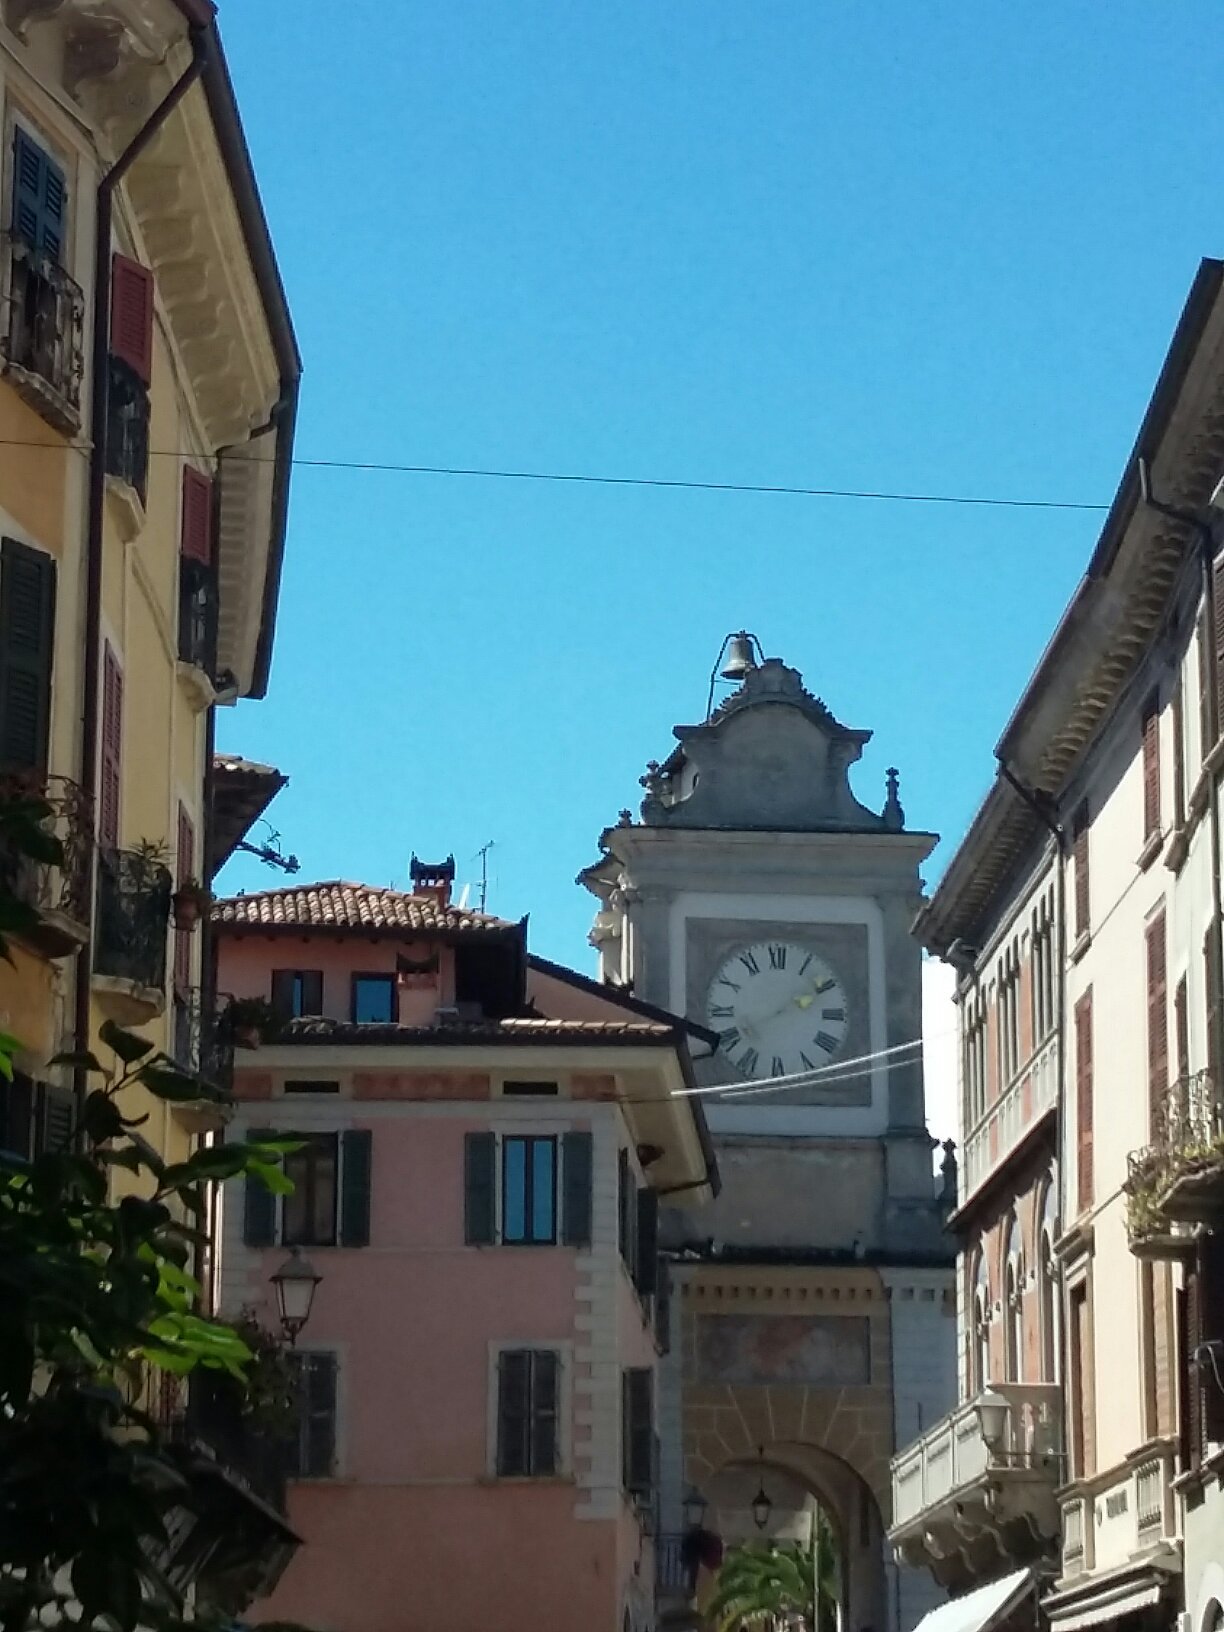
(720, 1028), (741, 1051)
(823, 1007), (845, 1022)
(710, 1004), (733, 1019)
(772, 1056), (785, 1076)
(738, 1047), (759, 1076)
(815, 1031), (837, 1054)
(739, 949), (760, 975)
(768, 944), (786, 969)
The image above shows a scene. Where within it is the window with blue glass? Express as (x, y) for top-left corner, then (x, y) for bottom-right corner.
(351, 973), (395, 1024)
(501, 1135), (557, 1244)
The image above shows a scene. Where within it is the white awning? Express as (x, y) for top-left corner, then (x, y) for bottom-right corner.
(909, 1569), (1034, 1632)
(1045, 1581), (1161, 1631)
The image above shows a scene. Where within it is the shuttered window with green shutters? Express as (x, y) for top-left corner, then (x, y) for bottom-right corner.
(464, 1130), (496, 1244)
(561, 1129), (593, 1246)
(286, 1350), (337, 1479)
(12, 128), (66, 262)
(495, 1348), (559, 1477)
(635, 1187), (659, 1296)
(0, 537), (55, 772)
(242, 1126), (372, 1249)
(622, 1367), (654, 1496)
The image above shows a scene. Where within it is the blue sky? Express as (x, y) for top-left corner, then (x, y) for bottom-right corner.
(215, 1), (1223, 978)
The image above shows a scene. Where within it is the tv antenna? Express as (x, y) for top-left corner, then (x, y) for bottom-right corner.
(474, 840), (495, 913)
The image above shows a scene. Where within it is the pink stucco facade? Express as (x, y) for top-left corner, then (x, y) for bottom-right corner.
(216, 914), (710, 1632)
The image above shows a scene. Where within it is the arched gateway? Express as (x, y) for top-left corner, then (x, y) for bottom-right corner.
(582, 649), (957, 1632)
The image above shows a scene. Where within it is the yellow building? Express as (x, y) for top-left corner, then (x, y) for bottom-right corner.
(0, 0), (299, 1173)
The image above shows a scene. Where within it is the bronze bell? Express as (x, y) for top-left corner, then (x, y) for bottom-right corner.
(720, 632), (757, 682)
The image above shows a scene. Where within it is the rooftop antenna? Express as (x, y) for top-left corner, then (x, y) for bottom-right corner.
(474, 840), (495, 913)
(234, 820), (299, 874)
(705, 630), (763, 719)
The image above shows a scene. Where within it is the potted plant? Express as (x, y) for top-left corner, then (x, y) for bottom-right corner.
(221, 995), (280, 1050)
(171, 875), (210, 931)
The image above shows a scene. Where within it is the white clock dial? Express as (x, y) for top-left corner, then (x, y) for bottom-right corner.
(705, 941), (849, 1082)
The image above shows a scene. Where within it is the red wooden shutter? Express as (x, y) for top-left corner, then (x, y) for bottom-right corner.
(180, 467), (213, 564)
(99, 643), (122, 850)
(1207, 922), (1223, 1094)
(1076, 990), (1093, 1213)
(110, 253), (154, 384)
(1147, 913), (1168, 1138)
(1072, 802), (1090, 940)
(1202, 1236), (1224, 1446)
(1172, 679), (1186, 826)
(1142, 692), (1160, 841)
(174, 802), (193, 992)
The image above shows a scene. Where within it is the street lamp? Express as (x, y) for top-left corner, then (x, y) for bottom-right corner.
(270, 1247), (322, 1346)
(974, 1388), (1009, 1454)
(751, 1446), (773, 1532)
(683, 1487), (709, 1530)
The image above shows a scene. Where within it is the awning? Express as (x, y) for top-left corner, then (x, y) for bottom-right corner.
(1044, 1579), (1162, 1631)
(910, 1569), (1034, 1632)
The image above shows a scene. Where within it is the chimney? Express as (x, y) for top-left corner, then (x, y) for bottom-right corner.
(410, 853), (455, 908)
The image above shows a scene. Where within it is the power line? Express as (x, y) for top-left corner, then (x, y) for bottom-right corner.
(0, 436), (1108, 512)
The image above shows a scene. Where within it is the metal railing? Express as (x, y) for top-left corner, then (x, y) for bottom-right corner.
(1, 231), (85, 428)
(0, 772), (93, 934)
(1126, 1071), (1223, 1239)
(172, 988), (234, 1094)
(184, 1366), (290, 1515)
(105, 354), (150, 502)
(94, 846), (171, 991)
(656, 1534), (698, 1599)
(178, 557), (219, 677)
(961, 1032), (1059, 1203)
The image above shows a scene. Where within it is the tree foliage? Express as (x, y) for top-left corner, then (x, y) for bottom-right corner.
(706, 1524), (840, 1632)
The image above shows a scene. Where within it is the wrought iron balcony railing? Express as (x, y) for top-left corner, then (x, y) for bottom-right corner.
(105, 354), (150, 502)
(94, 845), (172, 992)
(172, 987), (235, 1097)
(178, 557), (219, 679)
(0, 772), (93, 957)
(1125, 1071), (1224, 1244)
(1, 231), (85, 432)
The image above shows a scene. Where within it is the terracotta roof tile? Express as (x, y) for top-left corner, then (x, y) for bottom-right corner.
(213, 879), (512, 935)
(274, 1016), (678, 1047)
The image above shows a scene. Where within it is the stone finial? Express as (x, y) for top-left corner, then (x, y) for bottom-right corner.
(617, 808), (633, 827)
(939, 1139), (958, 1207)
(882, 766), (905, 831)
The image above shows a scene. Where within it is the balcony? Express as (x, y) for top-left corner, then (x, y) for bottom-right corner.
(960, 1034), (1059, 1206)
(170, 989), (235, 1133)
(0, 231), (85, 433)
(178, 557), (219, 708)
(1053, 1444), (1179, 1608)
(93, 845), (171, 1023)
(0, 773), (92, 958)
(104, 353), (150, 515)
(1125, 1072), (1224, 1254)
(889, 1383), (1062, 1593)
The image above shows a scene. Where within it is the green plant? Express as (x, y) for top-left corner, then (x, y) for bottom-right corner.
(706, 1529), (839, 1632)
(221, 996), (281, 1044)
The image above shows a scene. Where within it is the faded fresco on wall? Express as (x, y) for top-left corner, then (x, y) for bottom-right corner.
(696, 1314), (871, 1386)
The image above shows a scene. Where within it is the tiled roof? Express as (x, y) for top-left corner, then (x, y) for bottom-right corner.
(275, 1016), (678, 1046)
(213, 879), (513, 935)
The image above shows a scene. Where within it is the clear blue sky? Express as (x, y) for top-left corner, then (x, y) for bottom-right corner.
(215, 1), (1223, 967)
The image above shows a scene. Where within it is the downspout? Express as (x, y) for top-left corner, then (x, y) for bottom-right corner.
(73, 28), (210, 1110)
(996, 760), (1068, 1387)
(1137, 460), (1224, 1084)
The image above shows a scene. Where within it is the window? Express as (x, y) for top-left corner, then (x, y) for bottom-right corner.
(243, 1127), (372, 1249)
(1039, 1182), (1060, 1384)
(6, 127), (83, 425)
(1004, 1214), (1024, 1383)
(178, 467), (216, 674)
(0, 537), (55, 772)
(496, 1348), (559, 1477)
(106, 254), (153, 501)
(1075, 991), (1094, 1214)
(283, 1134), (338, 1246)
(618, 1145), (635, 1270)
(1146, 912), (1168, 1139)
(1142, 690), (1161, 843)
(271, 968), (324, 1021)
(996, 947), (1021, 1087)
(622, 1367), (654, 1496)
(284, 1079), (340, 1095)
(1068, 1280), (1095, 1478)
(1072, 801), (1090, 941)
(502, 1080), (559, 1096)
(286, 1350), (337, 1479)
(352, 973), (395, 1024)
(0, 1074), (73, 1159)
(502, 1135), (556, 1244)
(972, 1252), (991, 1392)
(1031, 891), (1056, 1047)
(464, 1130), (592, 1248)
(963, 992), (988, 1130)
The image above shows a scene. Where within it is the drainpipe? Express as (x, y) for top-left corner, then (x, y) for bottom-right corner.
(72, 27), (210, 1110)
(995, 760), (1068, 1390)
(1137, 459), (1224, 1089)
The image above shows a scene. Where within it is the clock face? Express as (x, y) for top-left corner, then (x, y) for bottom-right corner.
(705, 941), (850, 1082)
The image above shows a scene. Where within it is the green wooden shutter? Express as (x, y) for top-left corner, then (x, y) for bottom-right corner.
(1202, 1235), (1224, 1447)
(623, 1368), (653, 1494)
(0, 1073), (35, 1158)
(635, 1188), (659, 1295)
(561, 1130), (593, 1246)
(340, 1129), (372, 1246)
(243, 1125), (277, 1247)
(654, 1257), (672, 1354)
(38, 1085), (74, 1153)
(305, 1352), (337, 1476)
(464, 1131), (496, 1245)
(496, 1348), (530, 1476)
(530, 1349), (559, 1476)
(302, 969), (324, 1016)
(617, 1147), (632, 1268)
(270, 969), (296, 1022)
(0, 538), (56, 772)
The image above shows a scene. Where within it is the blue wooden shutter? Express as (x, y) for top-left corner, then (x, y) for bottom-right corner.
(561, 1131), (592, 1246)
(340, 1129), (372, 1246)
(12, 128), (65, 261)
(243, 1126), (277, 1247)
(0, 538), (56, 772)
(464, 1131), (496, 1244)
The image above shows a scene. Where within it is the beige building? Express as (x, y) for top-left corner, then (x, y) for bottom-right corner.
(890, 257), (1224, 1632)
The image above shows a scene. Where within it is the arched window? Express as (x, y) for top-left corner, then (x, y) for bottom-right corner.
(1004, 1215), (1024, 1382)
(972, 1252), (991, 1391)
(1039, 1181), (1061, 1383)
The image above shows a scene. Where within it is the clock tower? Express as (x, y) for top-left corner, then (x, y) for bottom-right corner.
(582, 648), (955, 1632)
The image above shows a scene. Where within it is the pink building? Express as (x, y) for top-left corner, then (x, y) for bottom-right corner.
(215, 862), (717, 1632)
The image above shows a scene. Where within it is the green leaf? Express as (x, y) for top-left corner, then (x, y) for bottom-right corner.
(100, 1020), (154, 1064)
(137, 1064), (210, 1103)
(48, 1049), (105, 1074)
(82, 1089), (126, 1144)
(249, 1159), (295, 1195)
(160, 1145), (264, 1188)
